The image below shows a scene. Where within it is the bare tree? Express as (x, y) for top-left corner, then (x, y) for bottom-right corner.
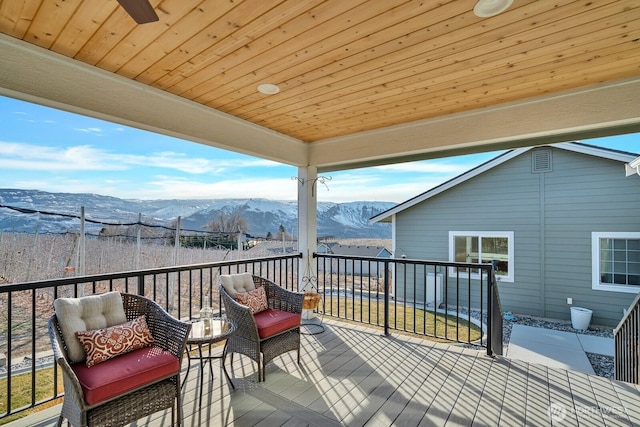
(205, 212), (249, 234)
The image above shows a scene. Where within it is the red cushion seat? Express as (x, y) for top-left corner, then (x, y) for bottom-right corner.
(72, 346), (179, 405)
(254, 308), (301, 339)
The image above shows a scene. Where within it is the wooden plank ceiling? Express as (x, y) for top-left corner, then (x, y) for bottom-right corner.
(0, 0), (639, 144)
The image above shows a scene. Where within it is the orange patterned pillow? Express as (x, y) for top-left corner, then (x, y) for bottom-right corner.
(235, 286), (268, 314)
(75, 316), (155, 367)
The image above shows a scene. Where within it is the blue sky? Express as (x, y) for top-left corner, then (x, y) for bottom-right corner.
(1, 95), (639, 204)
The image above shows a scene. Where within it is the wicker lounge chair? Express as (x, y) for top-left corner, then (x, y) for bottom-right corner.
(220, 274), (304, 382)
(49, 292), (191, 427)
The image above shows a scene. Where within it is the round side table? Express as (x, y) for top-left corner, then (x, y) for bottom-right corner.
(182, 317), (237, 392)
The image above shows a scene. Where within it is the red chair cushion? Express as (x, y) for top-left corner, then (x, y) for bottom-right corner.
(72, 346), (179, 405)
(254, 308), (301, 339)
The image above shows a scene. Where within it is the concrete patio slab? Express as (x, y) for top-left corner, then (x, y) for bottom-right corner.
(506, 325), (598, 375)
(577, 333), (615, 357)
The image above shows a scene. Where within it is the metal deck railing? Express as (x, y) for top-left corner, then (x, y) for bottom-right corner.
(614, 293), (640, 383)
(0, 252), (503, 421)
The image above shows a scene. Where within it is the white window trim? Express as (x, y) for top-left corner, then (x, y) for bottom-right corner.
(592, 232), (640, 293)
(448, 231), (514, 283)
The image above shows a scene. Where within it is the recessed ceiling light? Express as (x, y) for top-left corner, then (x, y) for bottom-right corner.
(473, 0), (513, 17)
(257, 83), (280, 95)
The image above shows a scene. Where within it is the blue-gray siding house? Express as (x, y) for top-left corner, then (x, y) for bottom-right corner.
(371, 142), (640, 327)
(316, 243), (392, 276)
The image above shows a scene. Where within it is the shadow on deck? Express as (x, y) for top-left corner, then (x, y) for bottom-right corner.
(10, 318), (640, 426)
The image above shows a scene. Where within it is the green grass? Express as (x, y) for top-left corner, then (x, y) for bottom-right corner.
(0, 366), (63, 425)
(320, 298), (483, 343)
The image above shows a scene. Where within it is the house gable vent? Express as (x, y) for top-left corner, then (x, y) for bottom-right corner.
(532, 149), (552, 173)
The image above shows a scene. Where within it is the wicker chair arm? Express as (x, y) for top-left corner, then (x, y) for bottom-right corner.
(260, 278), (304, 314)
(220, 286), (260, 341)
(121, 293), (191, 360)
(48, 316), (92, 415)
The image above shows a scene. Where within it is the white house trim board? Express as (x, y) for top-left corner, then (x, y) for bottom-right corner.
(0, 34), (307, 167)
(550, 142), (639, 163)
(370, 142), (639, 224)
(370, 148), (529, 223)
(592, 232), (640, 294)
(625, 156), (640, 176)
(311, 76), (640, 171)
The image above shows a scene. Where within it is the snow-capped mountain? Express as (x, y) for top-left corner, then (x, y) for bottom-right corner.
(0, 189), (394, 238)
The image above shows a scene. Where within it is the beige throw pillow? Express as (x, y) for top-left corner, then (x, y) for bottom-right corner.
(53, 292), (127, 363)
(220, 272), (255, 297)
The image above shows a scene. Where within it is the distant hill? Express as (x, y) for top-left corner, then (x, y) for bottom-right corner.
(0, 189), (394, 239)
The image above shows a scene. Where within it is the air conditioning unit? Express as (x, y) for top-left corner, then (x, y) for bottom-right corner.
(425, 273), (443, 307)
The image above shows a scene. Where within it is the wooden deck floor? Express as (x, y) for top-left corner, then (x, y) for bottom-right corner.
(12, 319), (640, 426)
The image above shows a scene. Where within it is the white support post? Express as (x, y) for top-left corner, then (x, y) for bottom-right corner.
(297, 166), (318, 292)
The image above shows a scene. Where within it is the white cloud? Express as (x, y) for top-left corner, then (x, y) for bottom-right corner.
(144, 176), (298, 200)
(0, 142), (126, 171)
(317, 180), (440, 203)
(74, 127), (104, 135)
(0, 141), (284, 175)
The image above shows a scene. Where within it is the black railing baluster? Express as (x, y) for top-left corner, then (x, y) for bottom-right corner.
(486, 267), (493, 356)
(31, 289), (36, 406)
(6, 292), (12, 416)
(53, 286), (60, 399)
(338, 259), (342, 317)
(422, 265), (427, 335)
(137, 273), (144, 295)
(164, 272), (169, 312)
(416, 265), (420, 334)
(383, 260), (390, 336)
(366, 261), (371, 323)
(354, 260), (358, 320)
(615, 293), (640, 383)
(452, 267), (460, 342)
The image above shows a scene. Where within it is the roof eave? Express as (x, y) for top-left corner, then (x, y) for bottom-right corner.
(370, 142), (639, 223)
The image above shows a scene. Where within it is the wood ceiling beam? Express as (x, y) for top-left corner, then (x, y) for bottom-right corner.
(310, 76), (640, 172)
(0, 34), (307, 167)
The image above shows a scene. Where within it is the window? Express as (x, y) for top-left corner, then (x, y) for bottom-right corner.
(592, 232), (640, 293)
(449, 231), (514, 282)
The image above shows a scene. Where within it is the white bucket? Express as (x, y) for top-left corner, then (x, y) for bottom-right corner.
(570, 307), (592, 330)
(302, 309), (316, 320)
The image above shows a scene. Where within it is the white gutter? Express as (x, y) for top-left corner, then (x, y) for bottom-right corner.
(625, 156), (640, 177)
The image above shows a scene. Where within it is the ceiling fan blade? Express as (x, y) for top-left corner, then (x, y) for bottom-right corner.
(117, 0), (159, 24)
